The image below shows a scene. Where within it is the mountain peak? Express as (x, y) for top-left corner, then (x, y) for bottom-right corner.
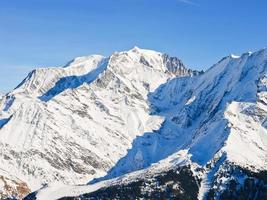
(132, 45), (141, 51)
(64, 54), (105, 68)
(130, 46), (150, 52)
(127, 46), (161, 56)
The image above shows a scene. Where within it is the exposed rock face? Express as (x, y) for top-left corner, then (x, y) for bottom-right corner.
(162, 53), (201, 76)
(0, 170), (30, 199)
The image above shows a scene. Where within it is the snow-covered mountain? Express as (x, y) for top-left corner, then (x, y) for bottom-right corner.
(0, 47), (200, 198)
(1, 47), (267, 199)
(24, 48), (267, 200)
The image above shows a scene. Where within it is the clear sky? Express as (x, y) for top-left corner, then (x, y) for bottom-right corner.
(0, 0), (267, 93)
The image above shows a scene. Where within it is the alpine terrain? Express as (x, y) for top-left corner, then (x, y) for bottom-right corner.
(0, 47), (266, 200)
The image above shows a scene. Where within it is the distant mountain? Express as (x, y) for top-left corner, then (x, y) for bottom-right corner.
(0, 47), (199, 199)
(25, 48), (267, 200)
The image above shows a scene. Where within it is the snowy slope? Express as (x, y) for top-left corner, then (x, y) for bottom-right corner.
(33, 48), (267, 200)
(91, 50), (266, 184)
(0, 47), (197, 195)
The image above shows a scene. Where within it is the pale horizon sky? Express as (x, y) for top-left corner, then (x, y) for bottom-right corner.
(1, 0), (267, 93)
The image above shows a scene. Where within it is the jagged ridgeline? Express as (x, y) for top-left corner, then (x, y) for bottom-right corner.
(0, 47), (266, 199)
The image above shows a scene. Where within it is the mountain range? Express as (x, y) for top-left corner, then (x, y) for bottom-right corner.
(0, 47), (266, 200)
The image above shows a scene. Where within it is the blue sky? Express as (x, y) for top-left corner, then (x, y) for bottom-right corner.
(0, 0), (267, 93)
